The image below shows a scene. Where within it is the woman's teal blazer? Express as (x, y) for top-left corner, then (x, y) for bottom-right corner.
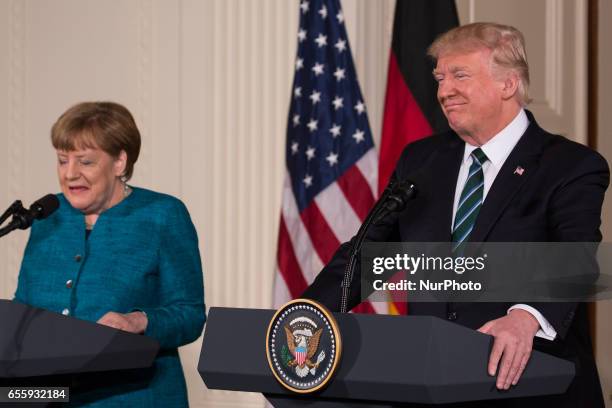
(15, 187), (206, 407)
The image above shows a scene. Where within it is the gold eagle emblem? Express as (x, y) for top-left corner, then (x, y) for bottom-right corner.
(284, 325), (323, 369)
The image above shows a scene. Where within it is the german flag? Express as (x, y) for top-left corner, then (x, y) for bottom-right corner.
(380, 0), (459, 315)
(379, 0), (459, 194)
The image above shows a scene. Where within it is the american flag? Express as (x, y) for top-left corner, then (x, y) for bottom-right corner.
(273, 0), (386, 314)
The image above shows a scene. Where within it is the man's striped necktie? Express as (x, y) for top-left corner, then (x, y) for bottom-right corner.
(452, 148), (488, 251)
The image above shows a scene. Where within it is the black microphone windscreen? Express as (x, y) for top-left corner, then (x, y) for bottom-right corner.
(30, 194), (60, 220)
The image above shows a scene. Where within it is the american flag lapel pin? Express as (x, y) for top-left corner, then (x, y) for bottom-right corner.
(514, 166), (525, 176)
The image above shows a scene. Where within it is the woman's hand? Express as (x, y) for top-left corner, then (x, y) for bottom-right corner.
(97, 311), (148, 334)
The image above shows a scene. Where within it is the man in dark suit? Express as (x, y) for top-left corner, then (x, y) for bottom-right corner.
(302, 22), (608, 407)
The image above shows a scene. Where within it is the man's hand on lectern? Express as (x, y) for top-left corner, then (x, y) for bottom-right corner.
(477, 309), (540, 390)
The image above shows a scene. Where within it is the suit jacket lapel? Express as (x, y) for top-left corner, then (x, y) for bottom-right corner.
(469, 116), (547, 242)
(425, 135), (464, 241)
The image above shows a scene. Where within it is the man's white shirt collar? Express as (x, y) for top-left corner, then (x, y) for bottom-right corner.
(462, 109), (530, 169)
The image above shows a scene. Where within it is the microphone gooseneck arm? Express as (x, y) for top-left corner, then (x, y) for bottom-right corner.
(0, 219), (23, 238)
(0, 201), (28, 238)
(339, 179), (417, 313)
(0, 194), (60, 238)
(0, 200), (25, 227)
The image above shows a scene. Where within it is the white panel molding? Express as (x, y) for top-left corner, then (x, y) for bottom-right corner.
(343, 0), (358, 55)
(180, 2), (216, 405)
(518, 0), (564, 118)
(469, 0), (476, 23)
(200, 0), (294, 311)
(572, 0), (587, 145)
(0, 0), (7, 299)
(353, 0), (395, 147)
(543, 0), (562, 116)
(5, 0), (26, 298)
(527, 0), (565, 130)
(531, 0), (587, 143)
(384, 0), (395, 46)
(177, 0), (184, 196)
(210, 0), (224, 313)
(136, 0), (153, 186)
(221, 0), (237, 308)
(181, 1), (296, 405)
(234, 0), (248, 307)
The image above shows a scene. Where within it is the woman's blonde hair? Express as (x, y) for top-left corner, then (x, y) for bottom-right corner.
(51, 101), (141, 180)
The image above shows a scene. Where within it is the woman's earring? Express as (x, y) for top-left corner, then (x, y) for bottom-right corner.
(120, 175), (130, 196)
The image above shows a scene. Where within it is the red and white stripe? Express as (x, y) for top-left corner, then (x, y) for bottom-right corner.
(295, 350), (307, 366)
(274, 148), (388, 314)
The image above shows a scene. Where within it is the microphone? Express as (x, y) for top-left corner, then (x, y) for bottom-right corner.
(27, 194), (60, 223)
(373, 178), (418, 225)
(339, 176), (419, 313)
(0, 194), (59, 237)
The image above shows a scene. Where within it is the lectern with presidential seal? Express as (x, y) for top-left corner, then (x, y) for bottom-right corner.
(197, 298), (575, 407)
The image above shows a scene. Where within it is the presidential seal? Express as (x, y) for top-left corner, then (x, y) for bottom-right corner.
(266, 299), (342, 393)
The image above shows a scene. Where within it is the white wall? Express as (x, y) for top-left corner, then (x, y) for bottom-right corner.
(1, 0), (607, 406)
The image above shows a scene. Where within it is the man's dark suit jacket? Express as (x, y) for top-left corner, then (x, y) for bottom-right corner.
(302, 111), (609, 407)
